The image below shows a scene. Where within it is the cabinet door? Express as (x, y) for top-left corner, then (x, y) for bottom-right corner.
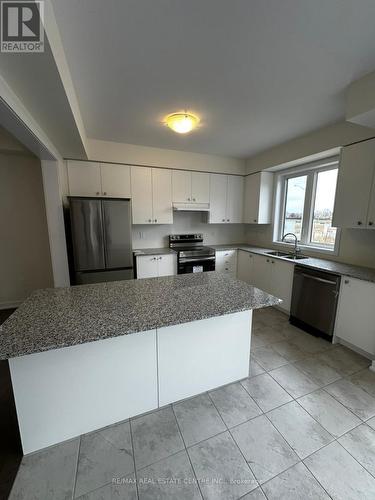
(100, 164), (131, 198)
(237, 251), (254, 283)
(252, 254), (271, 292)
(191, 172), (210, 203)
(335, 277), (375, 356)
(226, 176), (244, 223)
(333, 140), (375, 228)
(172, 170), (191, 202)
(209, 174), (228, 223)
(157, 254), (177, 277)
(67, 161), (101, 197)
(152, 169), (173, 224)
(131, 167), (153, 224)
(269, 259), (294, 313)
(244, 173), (260, 224)
(136, 256), (158, 279)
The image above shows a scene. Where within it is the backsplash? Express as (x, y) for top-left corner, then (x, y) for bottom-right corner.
(132, 212), (246, 249)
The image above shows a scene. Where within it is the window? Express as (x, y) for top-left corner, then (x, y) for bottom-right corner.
(275, 159), (339, 252)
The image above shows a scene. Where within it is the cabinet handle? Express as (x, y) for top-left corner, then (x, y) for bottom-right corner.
(266, 259), (270, 263)
(222, 219), (225, 222)
(188, 198), (191, 201)
(253, 219), (257, 223)
(227, 219), (230, 222)
(357, 221), (363, 226)
(154, 219), (157, 223)
(344, 279), (349, 284)
(103, 192), (107, 195)
(96, 192), (100, 196)
(148, 219), (152, 223)
(369, 221), (374, 226)
(271, 260), (275, 264)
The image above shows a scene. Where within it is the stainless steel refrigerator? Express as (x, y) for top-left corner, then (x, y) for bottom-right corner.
(68, 197), (133, 284)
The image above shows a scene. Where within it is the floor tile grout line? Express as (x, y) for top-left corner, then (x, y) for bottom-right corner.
(170, 404), (204, 500)
(207, 388), (262, 494)
(320, 385), (375, 422)
(128, 418), (140, 500)
(336, 432), (375, 481)
(72, 436), (81, 499)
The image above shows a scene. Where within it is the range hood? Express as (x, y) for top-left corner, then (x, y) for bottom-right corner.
(172, 202), (210, 212)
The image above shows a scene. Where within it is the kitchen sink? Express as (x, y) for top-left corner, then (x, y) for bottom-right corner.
(266, 251), (290, 257)
(266, 250), (308, 260)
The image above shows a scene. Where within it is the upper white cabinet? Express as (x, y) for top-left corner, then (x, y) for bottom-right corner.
(100, 164), (131, 198)
(67, 161), (102, 197)
(136, 254), (177, 279)
(333, 139), (375, 229)
(209, 174), (244, 223)
(244, 172), (273, 224)
(335, 276), (375, 356)
(67, 161), (131, 198)
(172, 170), (210, 203)
(131, 167), (173, 224)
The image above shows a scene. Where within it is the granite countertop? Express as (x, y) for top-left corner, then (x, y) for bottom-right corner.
(210, 243), (375, 282)
(133, 248), (176, 256)
(0, 272), (280, 360)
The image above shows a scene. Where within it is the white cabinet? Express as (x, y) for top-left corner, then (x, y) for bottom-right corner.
(335, 276), (375, 356)
(100, 164), (131, 198)
(249, 253), (294, 313)
(237, 250), (254, 283)
(209, 174), (228, 223)
(172, 170), (209, 203)
(227, 176), (244, 223)
(209, 174), (244, 223)
(67, 161), (102, 197)
(270, 259), (294, 313)
(333, 139), (375, 229)
(67, 161), (131, 198)
(131, 167), (173, 224)
(215, 250), (237, 277)
(136, 254), (177, 279)
(244, 172), (273, 224)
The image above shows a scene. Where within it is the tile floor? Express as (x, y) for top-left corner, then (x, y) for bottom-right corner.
(9, 307), (375, 500)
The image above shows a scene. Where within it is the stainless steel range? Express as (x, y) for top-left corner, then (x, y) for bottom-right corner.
(169, 234), (215, 274)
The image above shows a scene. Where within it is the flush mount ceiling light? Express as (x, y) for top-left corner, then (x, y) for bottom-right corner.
(165, 112), (200, 134)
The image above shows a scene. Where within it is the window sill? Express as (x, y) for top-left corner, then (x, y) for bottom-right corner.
(272, 241), (339, 257)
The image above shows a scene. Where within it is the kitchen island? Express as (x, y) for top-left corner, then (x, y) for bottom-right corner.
(0, 272), (279, 454)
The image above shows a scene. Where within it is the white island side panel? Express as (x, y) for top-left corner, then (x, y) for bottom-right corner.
(157, 310), (252, 406)
(9, 329), (158, 455)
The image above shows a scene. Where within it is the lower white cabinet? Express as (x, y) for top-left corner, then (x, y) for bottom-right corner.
(215, 250), (237, 277)
(237, 251), (294, 313)
(335, 276), (375, 356)
(136, 254), (177, 279)
(237, 250), (254, 283)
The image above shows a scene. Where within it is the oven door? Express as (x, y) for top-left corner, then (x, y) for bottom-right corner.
(178, 256), (215, 274)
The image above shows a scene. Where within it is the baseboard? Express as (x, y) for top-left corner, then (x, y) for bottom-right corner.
(0, 301), (22, 310)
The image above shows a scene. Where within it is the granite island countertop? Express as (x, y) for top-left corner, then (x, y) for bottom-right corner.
(0, 272), (280, 360)
(133, 248), (176, 256)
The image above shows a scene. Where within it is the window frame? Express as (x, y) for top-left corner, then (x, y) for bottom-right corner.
(273, 158), (341, 255)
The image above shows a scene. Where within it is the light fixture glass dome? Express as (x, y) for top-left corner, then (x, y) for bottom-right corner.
(165, 112), (199, 134)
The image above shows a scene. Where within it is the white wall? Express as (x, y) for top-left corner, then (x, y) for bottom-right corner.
(0, 151), (54, 308)
(132, 212), (246, 249)
(87, 138), (246, 175)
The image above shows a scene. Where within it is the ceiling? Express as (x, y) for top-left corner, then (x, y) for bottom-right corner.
(50, 0), (375, 159)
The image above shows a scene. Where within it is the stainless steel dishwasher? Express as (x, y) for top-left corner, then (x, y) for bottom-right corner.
(290, 265), (341, 340)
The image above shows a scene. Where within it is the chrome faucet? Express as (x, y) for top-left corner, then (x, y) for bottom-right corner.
(282, 233), (300, 257)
